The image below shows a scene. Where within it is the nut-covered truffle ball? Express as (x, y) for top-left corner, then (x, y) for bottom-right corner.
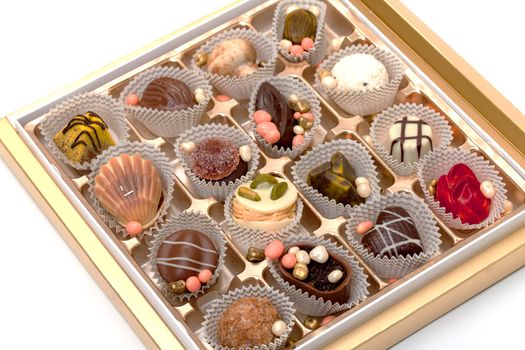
(218, 297), (279, 348)
(207, 38), (258, 77)
(332, 53), (389, 92)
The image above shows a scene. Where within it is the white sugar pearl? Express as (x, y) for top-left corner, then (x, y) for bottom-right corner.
(355, 177), (369, 186)
(289, 94), (299, 104)
(272, 320), (287, 337)
(293, 125), (305, 135)
(279, 39), (292, 52)
(357, 183), (371, 198)
(309, 245), (328, 264)
(195, 93), (206, 104)
(308, 5), (320, 17)
(286, 5), (300, 14)
(238, 145), (252, 162)
(288, 246), (300, 255)
(180, 141), (195, 154)
(327, 270), (343, 283)
(480, 180), (496, 199)
(296, 250), (310, 265)
(321, 76), (337, 90)
(330, 38), (340, 50)
(194, 88), (204, 96)
(503, 199), (513, 214)
(363, 135), (373, 145)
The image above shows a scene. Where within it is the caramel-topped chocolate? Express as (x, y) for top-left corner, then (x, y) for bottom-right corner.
(157, 229), (218, 282)
(139, 77), (195, 111)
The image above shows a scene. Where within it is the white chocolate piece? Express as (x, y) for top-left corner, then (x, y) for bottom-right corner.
(480, 180), (496, 199)
(332, 54), (389, 92)
(308, 5), (320, 17)
(321, 76), (337, 90)
(238, 145), (252, 162)
(194, 88), (204, 96)
(356, 183), (371, 198)
(309, 245), (329, 264)
(180, 141), (195, 154)
(286, 5), (300, 14)
(271, 320), (287, 337)
(355, 177), (369, 186)
(289, 94), (299, 104)
(288, 246), (300, 255)
(388, 115), (433, 165)
(293, 125), (305, 135)
(327, 269), (343, 283)
(296, 250), (311, 265)
(280, 39), (292, 51)
(194, 93), (206, 104)
(504, 199), (513, 214)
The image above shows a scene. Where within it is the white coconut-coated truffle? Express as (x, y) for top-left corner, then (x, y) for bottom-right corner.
(332, 54), (389, 92)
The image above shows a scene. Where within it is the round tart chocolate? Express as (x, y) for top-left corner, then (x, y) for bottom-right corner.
(139, 77), (195, 111)
(190, 137), (244, 181)
(156, 229), (218, 282)
(278, 243), (352, 304)
(218, 297), (278, 348)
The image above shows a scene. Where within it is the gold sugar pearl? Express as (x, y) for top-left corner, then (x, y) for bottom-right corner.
(428, 178), (438, 196)
(293, 263), (309, 280)
(246, 247), (265, 262)
(303, 316), (321, 330)
(294, 99), (311, 113)
(167, 280), (187, 295)
(194, 51), (208, 67)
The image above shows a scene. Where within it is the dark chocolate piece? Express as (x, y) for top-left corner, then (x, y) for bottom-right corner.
(278, 244), (352, 304)
(255, 82), (295, 149)
(283, 9), (317, 45)
(139, 77), (195, 111)
(361, 206), (423, 258)
(157, 229), (218, 282)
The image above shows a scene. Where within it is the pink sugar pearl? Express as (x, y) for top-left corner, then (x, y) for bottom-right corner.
(253, 110), (272, 124)
(356, 221), (374, 235)
(301, 37), (314, 51)
(216, 94), (231, 102)
(281, 253), (297, 269)
(126, 94), (139, 106)
(301, 112), (314, 121)
(198, 269), (213, 284)
(292, 134), (304, 147)
(256, 121), (281, 144)
(125, 221), (142, 237)
(293, 111), (302, 120)
(322, 315), (336, 326)
(265, 240), (285, 260)
(290, 44), (304, 56)
(186, 276), (202, 293)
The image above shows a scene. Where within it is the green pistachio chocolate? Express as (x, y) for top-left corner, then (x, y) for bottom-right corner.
(238, 187), (261, 201)
(250, 174), (278, 189)
(283, 9), (317, 45)
(271, 181), (289, 200)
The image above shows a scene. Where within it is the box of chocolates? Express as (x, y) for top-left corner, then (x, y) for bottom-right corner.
(1, 0), (525, 349)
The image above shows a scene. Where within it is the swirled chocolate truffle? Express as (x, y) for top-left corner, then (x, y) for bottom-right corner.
(138, 77), (195, 111)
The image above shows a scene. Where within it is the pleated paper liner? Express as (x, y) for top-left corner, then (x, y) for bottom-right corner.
(224, 181), (304, 255)
(370, 103), (453, 176)
(418, 148), (507, 230)
(345, 192), (441, 280)
(119, 66), (212, 138)
(190, 27), (278, 100)
(247, 76), (321, 159)
(291, 139), (381, 219)
(267, 235), (370, 316)
(315, 44), (405, 116)
(202, 285), (295, 350)
(40, 92), (129, 171)
(272, 0), (328, 65)
(174, 123), (260, 201)
(146, 211), (227, 302)
(87, 141), (175, 239)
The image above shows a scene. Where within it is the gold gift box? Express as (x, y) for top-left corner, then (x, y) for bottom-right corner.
(1, 1), (524, 349)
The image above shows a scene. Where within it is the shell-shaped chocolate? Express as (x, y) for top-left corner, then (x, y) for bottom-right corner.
(255, 82), (295, 149)
(283, 9), (317, 45)
(94, 153), (162, 229)
(139, 77), (195, 111)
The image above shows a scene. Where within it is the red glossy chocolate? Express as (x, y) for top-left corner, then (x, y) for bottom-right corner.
(434, 163), (490, 224)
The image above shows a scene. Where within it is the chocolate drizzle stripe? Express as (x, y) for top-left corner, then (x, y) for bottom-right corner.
(157, 257), (216, 268)
(389, 117), (433, 162)
(162, 240), (218, 255)
(156, 262), (205, 273)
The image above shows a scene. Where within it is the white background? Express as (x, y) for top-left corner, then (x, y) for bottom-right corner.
(0, 1), (524, 349)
